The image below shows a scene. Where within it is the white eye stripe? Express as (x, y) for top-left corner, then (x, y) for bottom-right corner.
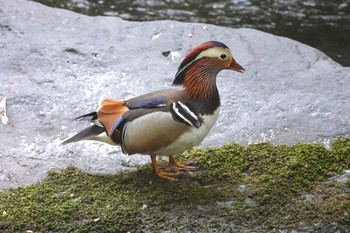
(195, 47), (231, 60)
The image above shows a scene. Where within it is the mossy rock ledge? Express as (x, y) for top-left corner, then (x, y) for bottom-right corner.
(1, 0), (350, 191)
(1, 0), (350, 231)
(1, 138), (349, 232)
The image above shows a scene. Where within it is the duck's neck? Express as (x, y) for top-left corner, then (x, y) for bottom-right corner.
(182, 61), (221, 114)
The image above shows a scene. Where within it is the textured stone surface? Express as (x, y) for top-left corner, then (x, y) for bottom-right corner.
(0, 0), (349, 189)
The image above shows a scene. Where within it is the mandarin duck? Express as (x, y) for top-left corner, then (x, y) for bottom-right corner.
(62, 41), (244, 181)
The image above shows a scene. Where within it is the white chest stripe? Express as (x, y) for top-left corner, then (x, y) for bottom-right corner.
(170, 101), (202, 128)
(177, 101), (198, 121)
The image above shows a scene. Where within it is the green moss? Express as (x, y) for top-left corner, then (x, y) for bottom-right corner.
(1, 138), (350, 232)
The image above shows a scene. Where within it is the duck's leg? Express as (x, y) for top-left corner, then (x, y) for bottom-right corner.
(150, 154), (180, 181)
(168, 155), (199, 171)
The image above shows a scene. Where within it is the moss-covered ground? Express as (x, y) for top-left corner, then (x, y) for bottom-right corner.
(1, 138), (350, 232)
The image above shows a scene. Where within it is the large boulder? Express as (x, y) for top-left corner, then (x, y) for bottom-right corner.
(0, 0), (349, 189)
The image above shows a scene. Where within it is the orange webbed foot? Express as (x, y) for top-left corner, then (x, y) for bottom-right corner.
(150, 154), (180, 182)
(169, 155), (199, 171)
(150, 155), (199, 181)
(156, 169), (180, 182)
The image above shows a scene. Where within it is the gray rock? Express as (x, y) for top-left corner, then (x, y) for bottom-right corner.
(330, 170), (350, 184)
(0, 0), (349, 190)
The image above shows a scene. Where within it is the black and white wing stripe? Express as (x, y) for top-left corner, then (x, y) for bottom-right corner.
(170, 101), (202, 128)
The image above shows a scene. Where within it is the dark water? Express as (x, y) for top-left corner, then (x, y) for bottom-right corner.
(34, 0), (350, 66)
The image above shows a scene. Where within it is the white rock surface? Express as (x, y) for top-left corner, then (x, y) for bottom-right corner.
(0, 0), (349, 189)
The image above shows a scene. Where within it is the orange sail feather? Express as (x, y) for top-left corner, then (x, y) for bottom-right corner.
(98, 99), (129, 136)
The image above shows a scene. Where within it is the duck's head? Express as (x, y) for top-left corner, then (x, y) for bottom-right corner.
(173, 41), (244, 96)
(173, 41), (244, 85)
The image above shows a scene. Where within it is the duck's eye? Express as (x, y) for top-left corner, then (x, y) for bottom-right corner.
(220, 54), (227, 59)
